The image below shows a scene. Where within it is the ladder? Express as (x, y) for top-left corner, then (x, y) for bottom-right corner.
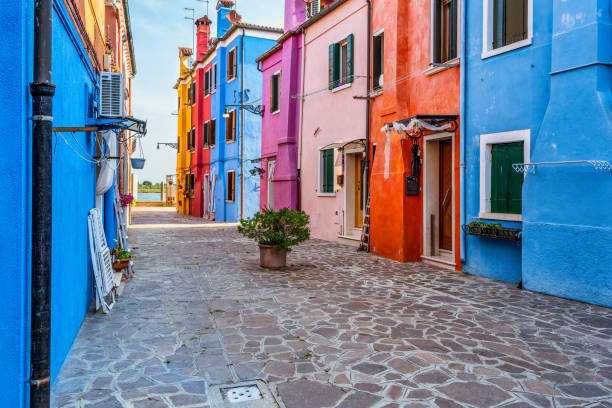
(358, 196), (370, 252)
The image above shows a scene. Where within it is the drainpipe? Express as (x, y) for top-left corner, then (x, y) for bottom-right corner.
(240, 29), (245, 219)
(459, 0), (467, 264)
(297, 28), (306, 211)
(365, 0), (372, 227)
(30, 0), (55, 405)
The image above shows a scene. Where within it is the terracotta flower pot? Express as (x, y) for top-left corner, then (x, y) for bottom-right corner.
(259, 245), (286, 268)
(112, 258), (131, 271)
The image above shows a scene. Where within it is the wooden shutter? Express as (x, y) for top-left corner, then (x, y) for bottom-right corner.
(328, 44), (335, 90)
(433, 0), (442, 63)
(211, 119), (216, 145)
(226, 114), (231, 141)
(203, 122), (208, 147)
(347, 34), (354, 83)
(491, 142), (523, 214)
(449, 0), (458, 59)
(228, 172), (235, 201)
(205, 71), (210, 95)
(322, 149), (334, 193)
(232, 110), (236, 141)
(232, 50), (238, 79)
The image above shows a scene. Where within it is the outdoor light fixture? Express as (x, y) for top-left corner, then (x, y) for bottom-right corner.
(223, 104), (264, 117)
(222, 107), (230, 118)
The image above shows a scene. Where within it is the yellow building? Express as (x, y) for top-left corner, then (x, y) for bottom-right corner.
(174, 47), (195, 215)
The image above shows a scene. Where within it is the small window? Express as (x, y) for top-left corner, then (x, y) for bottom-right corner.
(306, 0), (322, 19)
(210, 119), (216, 146)
(270, 71), (281, 113)
(227, 48), (237, 81)
(483, 0), (531, 57)
(373, 31), (384, 90)
(204, 69), (211, 96)
(227, 171), (235, 202)
(225, 110), (236, 142)
(433, 0), (458, 63)
(320, 148), (335, 194)
(203, 121), (210, 147)
(189, 173), (195, 191)
(188, 128), (195, 151)
(329, 34), (354, 90)
(212, 63), (217, 91)
(188, 82), (196, 105)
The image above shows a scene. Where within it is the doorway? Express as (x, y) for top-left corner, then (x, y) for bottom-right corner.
(203, 174), (210, 218)
(422, 134), (454, 266)
(354, 154), (364, 229)
(344, 150), (365, 239)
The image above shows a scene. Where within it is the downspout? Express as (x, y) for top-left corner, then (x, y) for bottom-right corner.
(297, 28), (306, 211)
(459, 0), (467, 264)
(365, 0), (372, 242)
(30, 0), (55, 405)
(240, 29), (245, 219)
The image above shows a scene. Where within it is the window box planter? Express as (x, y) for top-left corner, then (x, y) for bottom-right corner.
(466, 222), (521, 241)
(112, 257), (131, 271)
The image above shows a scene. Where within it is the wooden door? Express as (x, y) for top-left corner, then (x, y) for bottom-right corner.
(354, 154), (364, 228)
(439, 140), (452, 251)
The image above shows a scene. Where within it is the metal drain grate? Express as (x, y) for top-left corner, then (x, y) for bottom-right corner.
(222, 385), (262, 403)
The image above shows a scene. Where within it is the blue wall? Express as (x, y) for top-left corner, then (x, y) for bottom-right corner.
(210, 30), (275, 222)
(463, 0), (612, 307)
(0, 1), (33, 406)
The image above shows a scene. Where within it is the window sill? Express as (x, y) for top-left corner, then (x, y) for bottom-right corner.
(332, 83), (352, 93)
(317, 192), (336, 197)
(225, 200), (235, 203)
(370, 88), (383, 97)
(227, 76), (237, 83)
(271, 110), (280, 116)
(481, 38), (532, 59)
(226, 139), (236, 144)
(423, 58), (460, 76)
(478, 212), (522, 222)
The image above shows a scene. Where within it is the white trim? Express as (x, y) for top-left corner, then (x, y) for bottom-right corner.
(481, 0), (533, 59)
(270, 71), (282, 114)
(332, 83), (352, 93)
(479, 129), (530, 220)
(343, 149), (365, 236)
(429, 0), (461, 65)
(373, 28), (384, 37)
(423, 57), (460, 76)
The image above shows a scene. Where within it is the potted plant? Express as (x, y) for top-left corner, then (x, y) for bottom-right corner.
(120, 193), (134, 207)
(111, 247), (132, 271)
(238, 208), (310, 268)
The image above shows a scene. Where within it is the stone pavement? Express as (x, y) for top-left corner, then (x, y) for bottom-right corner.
(52, 208), (612, 407)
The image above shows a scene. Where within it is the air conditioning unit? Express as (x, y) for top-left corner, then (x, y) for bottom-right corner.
(100, 72), (124, 118)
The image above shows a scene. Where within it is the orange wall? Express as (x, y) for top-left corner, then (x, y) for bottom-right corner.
(369, 0), (461, 268)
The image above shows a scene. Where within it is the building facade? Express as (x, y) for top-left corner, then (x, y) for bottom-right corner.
(0, 0), (137, 404)
(463, 0), (612, 307)
(369, 0), (461, 268)
(175, 48), (195, 215)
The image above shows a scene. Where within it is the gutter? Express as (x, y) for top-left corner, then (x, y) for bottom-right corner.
(364, 0), (372, 251)
(240, 29), (245, 219)
(122, 0), (137, 75)
(297, 27), (306, 211)
(459, 0), (467, 264)
(30, 0), (55, 406)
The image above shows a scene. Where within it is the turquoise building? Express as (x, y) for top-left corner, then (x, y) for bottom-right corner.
(462, 0), (612, 307)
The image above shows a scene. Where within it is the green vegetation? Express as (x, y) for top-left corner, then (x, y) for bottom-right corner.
(138, 181), (162, 193)
(238, 208), (310, 252)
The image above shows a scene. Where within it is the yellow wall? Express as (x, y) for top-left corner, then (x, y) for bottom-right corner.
(83, 0), (106, 64)
(176, 53), (194, 215)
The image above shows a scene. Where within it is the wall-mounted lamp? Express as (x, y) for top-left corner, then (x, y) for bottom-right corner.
(222, 107), (230, 119)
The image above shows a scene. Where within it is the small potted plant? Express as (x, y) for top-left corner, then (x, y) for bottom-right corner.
(120, 193), (134, 207)
(238, 208), (310, 268)
(111, 247), (132, 271)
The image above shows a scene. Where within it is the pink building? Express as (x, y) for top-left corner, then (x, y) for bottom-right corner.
(299, 0), (369, 245)
(256, 0), (306, 211)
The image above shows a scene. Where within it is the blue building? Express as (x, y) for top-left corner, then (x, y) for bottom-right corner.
(462, 0), (612, 307)
(0, 1), (139, 404)
(209, 0), (281, 222)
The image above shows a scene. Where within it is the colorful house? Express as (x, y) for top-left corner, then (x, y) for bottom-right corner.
(1, 0), (138, 404)
(462, 0), (612, 307)
(369, 0), (461, 268)
(175, 47), (195, 215)
(175, 1), (281, 222)
(256, 0), (306, 211)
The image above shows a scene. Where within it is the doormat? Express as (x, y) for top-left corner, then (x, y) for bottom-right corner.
(208, 380), (281, 408)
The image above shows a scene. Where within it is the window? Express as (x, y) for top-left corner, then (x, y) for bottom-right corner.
(204, 69), (211, 96)
(320, 148), (335, 194)
(270, 71), (281, 113)
(227, 171), (235, 202)
(483, 0), (531, 58)
(373, 31), (384, 90)
(433, 0), (458, 63)
(188, 82), (196, 105)
(227, 48), (237, 81)
(212, 63), (217, 91)
(225, 110), (236, 142)
(210, 119), (216, 146)
(479, 130), (530, 220)
(328, 34), (354, 90)
(185, 173), (195, 192)
(203, 121), (210, 147)
(188, 128), (195, 151)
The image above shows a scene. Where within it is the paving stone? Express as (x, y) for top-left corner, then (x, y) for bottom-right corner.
(352, 362), (387, 375)
(169, 393), (208, 406)
(437, 381), (511, 407)
(277, 379), (346, 408)
(337, 391), (381, 408)
(558, 383), (609, 398)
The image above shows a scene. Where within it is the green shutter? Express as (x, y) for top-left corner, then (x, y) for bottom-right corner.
(329, 43), (341, 90)
(329, 44), (334, 90)
(347, 34), (354, 83)
(491, 142), (524, 214)
(323, 149), (334, 193)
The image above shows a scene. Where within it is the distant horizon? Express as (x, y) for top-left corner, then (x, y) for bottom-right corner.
(129, 0), (284, 183)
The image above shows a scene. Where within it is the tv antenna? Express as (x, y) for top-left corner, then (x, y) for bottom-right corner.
(184, 7), (195, 51)
(195, 0), (210, 16)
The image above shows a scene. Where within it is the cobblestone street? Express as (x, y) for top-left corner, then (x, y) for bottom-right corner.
(52, 208), (612, 408)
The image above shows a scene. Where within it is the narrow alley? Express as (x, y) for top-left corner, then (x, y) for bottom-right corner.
(52, 208), (612, 408)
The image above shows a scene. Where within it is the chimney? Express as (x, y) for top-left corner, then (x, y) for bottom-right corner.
(195, 16), (212, 60)
(285, 0), (307, 31)
(216, 0), (235, 38)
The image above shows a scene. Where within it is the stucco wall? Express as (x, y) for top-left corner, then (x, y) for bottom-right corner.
(301, 0), (369, 241)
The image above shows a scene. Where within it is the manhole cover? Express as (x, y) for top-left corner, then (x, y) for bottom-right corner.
(209, 380), (281, 408)
(223, 385), (262, 403)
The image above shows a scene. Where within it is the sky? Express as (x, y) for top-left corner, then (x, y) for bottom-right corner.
(129, 0), (284, 183)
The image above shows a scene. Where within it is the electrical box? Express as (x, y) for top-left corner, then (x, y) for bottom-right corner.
(405, 175), (420, 196)
(336, 174), (344, 186)
(99, 72), (124, 118)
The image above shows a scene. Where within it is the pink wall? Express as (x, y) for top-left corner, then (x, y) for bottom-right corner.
(300, 0), (369, 241)
(284, 0), (306, 31)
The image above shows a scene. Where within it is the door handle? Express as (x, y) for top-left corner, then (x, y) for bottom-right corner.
(442, 188), (451, 207)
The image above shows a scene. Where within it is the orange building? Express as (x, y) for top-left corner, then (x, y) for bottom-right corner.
(369, 0), (461, 270)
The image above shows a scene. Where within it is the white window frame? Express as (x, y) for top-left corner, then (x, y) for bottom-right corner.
(479, 129), (530, 221)
(271, 70), (281, 115)
(204, 68), (211, 97)
(425, 0), (461, 76)
(318, 148), (336, 197)
(212, 63), (217, 92)
(372, 28), (384, 92)
(482, 0), (533, 59)
(227, 46), (237, 83)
